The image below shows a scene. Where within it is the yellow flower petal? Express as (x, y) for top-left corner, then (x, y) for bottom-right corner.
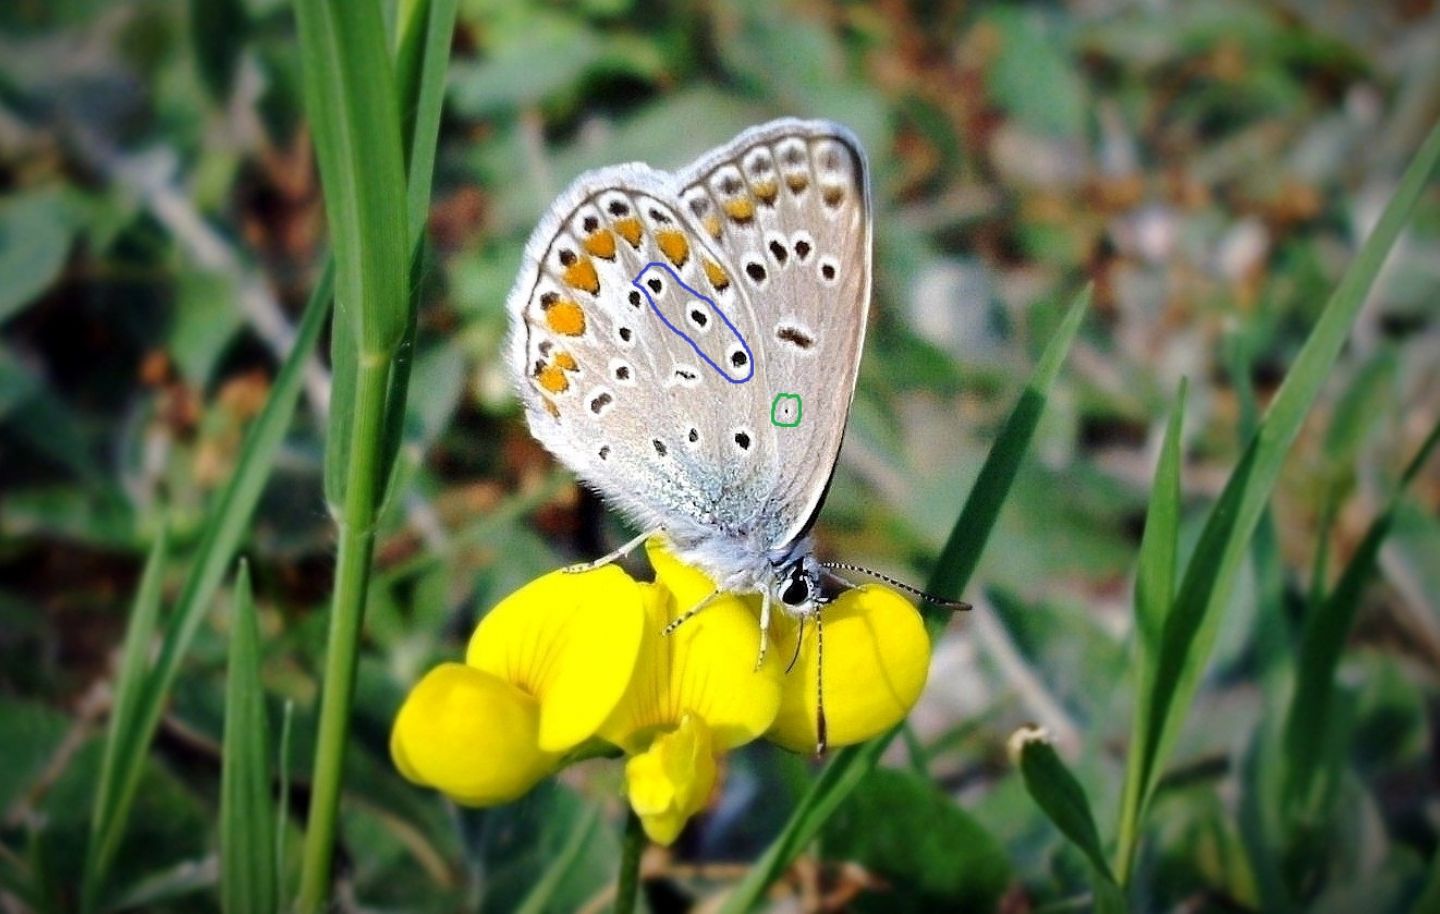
(390, 663), (558, 806)
(466, 566), (646, 753)
(644, 535), (715, 610)
(766, 585), (931, 753)
(624, 713), (717, 845)
(600, 579), (782, 752)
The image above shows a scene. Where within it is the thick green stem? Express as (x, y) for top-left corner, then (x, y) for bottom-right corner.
(614, 810), (646, 914)
(296, 354), (394, 912)
(1113, 773), (1143, 886)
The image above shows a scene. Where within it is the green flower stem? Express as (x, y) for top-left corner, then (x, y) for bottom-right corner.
(614, 809), (646, 914)
(296, 354), (395, 913)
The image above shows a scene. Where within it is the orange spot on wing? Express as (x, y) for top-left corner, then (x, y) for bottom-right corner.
(656, 229), (690, 267)
(543, 397), (560, 418)
(703, 215), (722, 239)
(583, 229), (616, 259)
(544, 299), (587, 336)
(753, 180), (778, 204)
(553, 351), (578, 371)
(723, 197), (755, 223)
(703, 258), (730, 291)
(536, 364), (569, 394)
(786, 174), (809, 193)
(563, 257), (600, 294)
(613, 217), (643, 248)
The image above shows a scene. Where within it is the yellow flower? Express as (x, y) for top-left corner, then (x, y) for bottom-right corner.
(390, 663), (556, 805)
(389, 536), (935, 836)
(598, 538), (783, 842)
(765, 583), (931, 753)
(624, 712), (717, 845)
(391, 566), (646, 805)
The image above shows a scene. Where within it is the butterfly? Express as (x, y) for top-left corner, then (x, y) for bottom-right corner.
(505, 119), (963, 747)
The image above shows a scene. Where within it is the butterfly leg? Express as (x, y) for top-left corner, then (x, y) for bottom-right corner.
(563, 529), (660, 574)
(664, 590), (721, 636)
(754, 592), (772, 671)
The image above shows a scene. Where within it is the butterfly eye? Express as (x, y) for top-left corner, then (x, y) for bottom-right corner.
(780, 575), (810, 607)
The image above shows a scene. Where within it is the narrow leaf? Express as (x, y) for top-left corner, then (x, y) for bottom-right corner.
(276, 698), (294, 905)
(1283, 416), (1440, 818)
(924, 285), (1092, 616)
(719, 284), (1092, 914)
(324, 0), (455, 513)
(1011, 727), (1115, 885)
(1132, 119), (1440, 855)
(83, 530), (168, 911)
(220, 561), (277, 914)
(1134, 380), (1186, 654)
(1115, 381), (1186, 883)
(84, 266), (331, 912)
(292, 0), (456, 907)
(396, 0), (460, 238)
(323, 296), (358, 512)
(293, 0), (409, 355)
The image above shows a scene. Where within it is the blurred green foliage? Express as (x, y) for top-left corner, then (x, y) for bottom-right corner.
(0, 0), (1437, 911)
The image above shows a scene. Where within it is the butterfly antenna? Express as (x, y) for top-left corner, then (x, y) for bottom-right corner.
(814, 611), (827, 757)
(822, 562), (972, 611)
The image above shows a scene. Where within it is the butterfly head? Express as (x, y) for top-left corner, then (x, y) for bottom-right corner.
(771, 554), (839, 618)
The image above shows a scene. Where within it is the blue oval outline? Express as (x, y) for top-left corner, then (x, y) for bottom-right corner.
(632, 261), (755, 384)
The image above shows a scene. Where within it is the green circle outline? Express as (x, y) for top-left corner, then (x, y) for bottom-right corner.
(770, 392), (803, 428)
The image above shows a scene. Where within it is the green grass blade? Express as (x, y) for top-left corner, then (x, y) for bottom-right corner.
(1282, 416), (1440, 819)
(1114, 381), (1186, 883)
(1012, 727), (1117, 891)
(293, 0), (455, 906)
(276, 698), (295, 908)
(396, 0), (459, 238)
(1223, 332), (1293, 691)
(323, 295), (358, 512)
(373, 0), (457, 514)
(292, 0), (409, 357)
(82, 530), (168, 911)
(718, 285), (1092, 914)
(1131, 119), (1440, 850)
(1308, 350), (1399, 611)
(83, 265), (332, 914)
(220, 562), (277, 914)
(923, 285), (1092, 615)
(323, 0), (453, 515)
(1134, 380), (1186, 657)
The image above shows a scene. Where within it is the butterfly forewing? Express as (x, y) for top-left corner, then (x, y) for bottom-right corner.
(509, 166), (768, 535)
(506, 119), (871, 553)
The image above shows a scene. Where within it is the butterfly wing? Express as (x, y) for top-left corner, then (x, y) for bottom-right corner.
(674, 119), (872, 548)
(506, 164), (772, 540)
(506, 120), (871, 555)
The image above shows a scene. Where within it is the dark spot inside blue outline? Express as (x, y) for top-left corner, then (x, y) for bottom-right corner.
(632, 262), (754, 384)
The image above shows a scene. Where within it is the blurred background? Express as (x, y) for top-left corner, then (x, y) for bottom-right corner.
(1, 0), (1438, 911)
